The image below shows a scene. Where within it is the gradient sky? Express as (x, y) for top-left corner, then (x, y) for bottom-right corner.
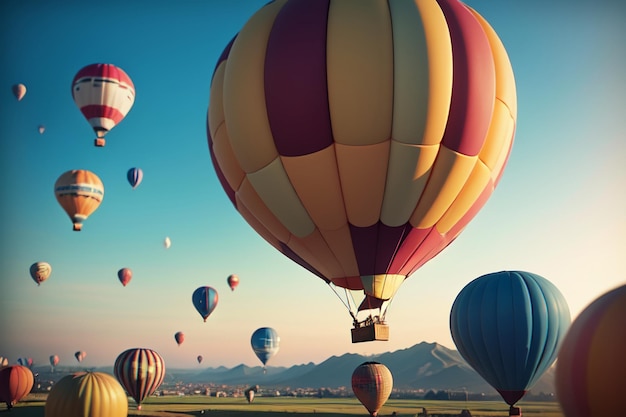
(1, 0), (624, 371)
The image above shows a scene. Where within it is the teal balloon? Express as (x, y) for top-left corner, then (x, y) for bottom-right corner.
(450, 271), (570, 406)
(251, 327), (280, 367)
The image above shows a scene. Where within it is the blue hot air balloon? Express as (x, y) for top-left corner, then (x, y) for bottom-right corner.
(251, 327), (280, 372)
(191, 286), (218, 322)
(450, 271), (570, 417)
(126, 167), (143, 189)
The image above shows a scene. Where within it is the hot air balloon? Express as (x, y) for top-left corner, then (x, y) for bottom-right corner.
(117, 268), (132, 287)
(114, 348), (165, 411)
(555, 284), (626, 417)
(38, 125), (45, 134)
(50, 355), (60, 370)
(351, 362), (393, 417)
(245, 387), (255, 403)
(54, 170), (104, 231)
(192, 286), (219, 322)
(0, 365), (34, 409)
(29, 261), (51, 286)
(74, 351), (86, 363)
(174, 332), (184, 346)
(12, 83), (26, 101)
(0, 357), (8, 367)
(206, 0), (517, 342)
(450, 271), (570, 417)
(251, 327), (279, 372)
(197, 355), (203, 364)
(71, 63), (135, 147)
(127, 168), (143, 189)
(45, 372), (127, 417)
(227, 274), (240, 291)
(164, 237), (171, 249)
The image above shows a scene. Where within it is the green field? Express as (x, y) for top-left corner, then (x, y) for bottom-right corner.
(2, 394), (565, 417)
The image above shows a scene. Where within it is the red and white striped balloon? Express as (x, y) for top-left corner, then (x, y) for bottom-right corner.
(114, 348), (165, 410)
(72, 63), (135, 147)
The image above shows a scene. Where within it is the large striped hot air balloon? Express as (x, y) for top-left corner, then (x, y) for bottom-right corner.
(450, 271), (570, 417)
(29, 261), (51, 285)
(72, 63), (135, 147)
(114, 348), (165, 411)
(0, 365), (34, 409)
(45, 372), (127, 417)
(555, 284), (626, 417)
(54, 170), (104, 231)
(191, 286), (219, 322)
(351, 362), (393, 417)
(207, 0), (516, 340)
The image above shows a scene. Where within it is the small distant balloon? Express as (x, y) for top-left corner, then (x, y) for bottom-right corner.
(54, 169), (104, 231)
(192, 286), (219, 322)
(12, 83), (26, 101)
(0, 357), (8, 367)
(30, 261), (51, 286)
(352, 362), (393, 417)
(50, 355), (59, 367)
(245, 388), (255, 403)
(174, 332), (184, 346)
(164, 237), (171, 249)
(197, 355), (203, 364)
(0, 365), (34, 409)
(38, 125), (45, 134)
(127, 168), (143, 189)
(227, 274), (239, 291)
(117, 268), (132, 287)
(251, 327), (280, 372)
(75, 351), (86, 362)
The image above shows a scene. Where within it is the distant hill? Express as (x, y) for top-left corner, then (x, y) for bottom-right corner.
(177, 342), (557, 395)
(31, 342), (556, 396)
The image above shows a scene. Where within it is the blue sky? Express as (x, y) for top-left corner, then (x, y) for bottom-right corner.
(1, 0), (624, 370)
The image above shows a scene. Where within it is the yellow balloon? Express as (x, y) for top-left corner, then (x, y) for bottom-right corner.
(45, 372), (127, 417)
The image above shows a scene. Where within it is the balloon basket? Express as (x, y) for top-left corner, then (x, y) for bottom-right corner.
(351, 323), (389, 343)
(94, 138), (105, 147)
(509, 406), (521, 416)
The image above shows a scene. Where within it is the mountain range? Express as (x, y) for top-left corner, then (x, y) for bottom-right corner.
(167, 342), (557, 395)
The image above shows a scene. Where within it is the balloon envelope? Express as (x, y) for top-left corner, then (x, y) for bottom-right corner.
(197, 355), (203, 364)
(38, 125), (45, 134)
(50, 355), (59, 367)
(45, 372), (127, 417)
(0, 365), (34, 409)
(54, 170), (104, 231)
(74, 351), (86, 362)
(227, 274), (240, 291)
(192, 286), (219, 322)
(450, 271), (570, 407)
(114, 348), (165, 410)
(206, 0), (517, 324)
(117, 268), (132, 287)
(71, 63), (135, 147)
(12, 83), (26, 101)
(250, 327), (280, 366)
(174, 332), (184, 346)
(164, 237), (171, 249)
(127, 168), (143, 189)
(30, 261), (51, 285)
(555, 284), (626, 417)
(351, 361), (393, 417)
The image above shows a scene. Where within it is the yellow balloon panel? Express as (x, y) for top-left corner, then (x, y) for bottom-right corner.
(208, 61), (227, 140)
(281, 146), (347, 231)
(335, 141), (390, 227)
(212, 123), (245, 193)
(237, 177), (291, 243)
(318, 224), (360, 279)
(223, 0), (284, 173)
(326, 0), (393, 146)
(381, 141), (439, 227)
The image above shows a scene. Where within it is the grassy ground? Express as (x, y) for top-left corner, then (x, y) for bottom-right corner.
(1, 394), (565, 417)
